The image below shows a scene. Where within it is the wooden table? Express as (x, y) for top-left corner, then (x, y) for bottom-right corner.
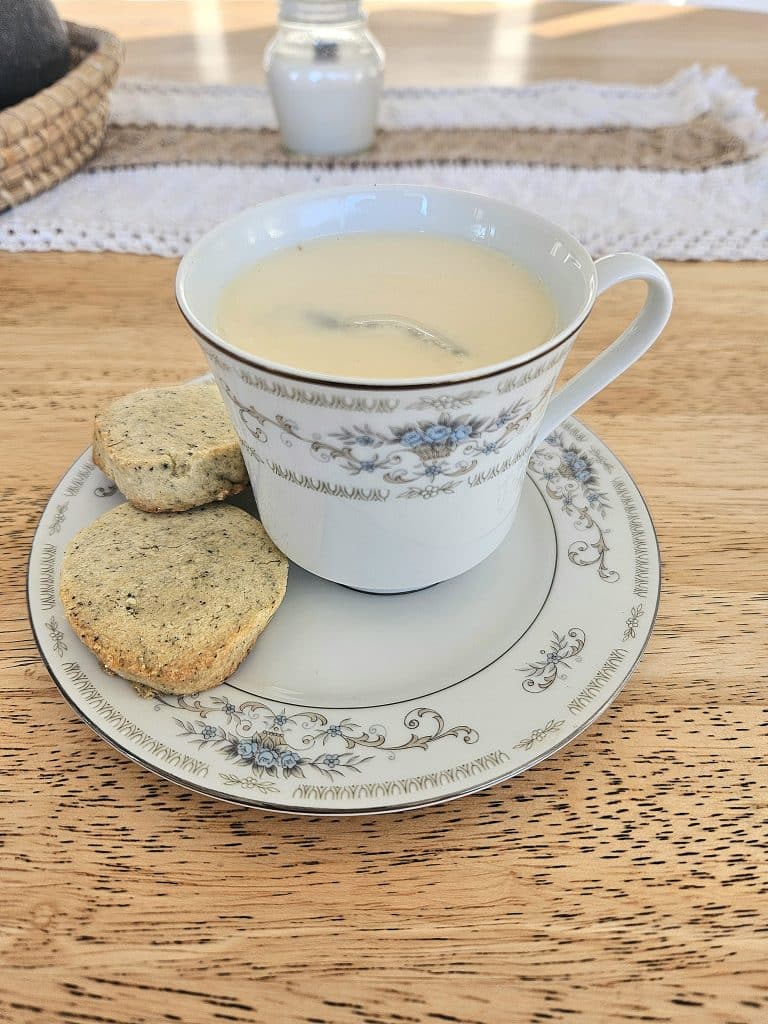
(2, 3), (766, 1022)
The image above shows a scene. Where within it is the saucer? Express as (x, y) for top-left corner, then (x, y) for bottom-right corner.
(28, 417), (659, 815)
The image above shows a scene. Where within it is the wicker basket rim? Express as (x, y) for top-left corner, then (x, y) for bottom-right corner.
(0, 21), (124, 134)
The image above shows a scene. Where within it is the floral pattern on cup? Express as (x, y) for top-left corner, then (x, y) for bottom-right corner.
(225, 382), (542, 496)
(406, 390), (490, 412)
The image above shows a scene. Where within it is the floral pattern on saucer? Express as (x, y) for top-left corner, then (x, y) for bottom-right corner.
(529, 431), (619, 582)
(519, 628), (586, 693)
(164, 695), (479, 785)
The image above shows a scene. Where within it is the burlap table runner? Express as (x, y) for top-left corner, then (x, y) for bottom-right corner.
(1, 66), (765, 259)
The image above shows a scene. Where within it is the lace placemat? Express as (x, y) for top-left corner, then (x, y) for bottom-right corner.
(1, 66), (766, 260)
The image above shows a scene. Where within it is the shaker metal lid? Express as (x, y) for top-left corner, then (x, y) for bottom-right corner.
(279, 0), (365, 24)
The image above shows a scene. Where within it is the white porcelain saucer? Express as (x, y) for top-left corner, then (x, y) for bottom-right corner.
(28, 417), (659, 815)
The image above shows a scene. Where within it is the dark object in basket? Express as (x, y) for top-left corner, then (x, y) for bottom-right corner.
(0, 21), (123, 211)
(0, 0), (71, 110)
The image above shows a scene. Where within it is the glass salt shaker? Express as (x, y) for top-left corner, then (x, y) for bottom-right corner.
(264, 0), (385, 157)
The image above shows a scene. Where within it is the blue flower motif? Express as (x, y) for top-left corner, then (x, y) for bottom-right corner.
(424, 424), (452, 444)
(545, 651), (561, 665)
(201, 725), (217, 741)
(495, 412), (512, 428)
(255, 747), (277, 768)
(452, 424), (472, 442)
(482, 442), (497, 455)
(424, 463), (443, 479)
(562, 451), (592, 483)
(562, 495), (575, 511)
(237, 741), (254, 758)
(356, 434), (375, 446)
(586, 491), (601, 506)
(359, 460), (376, 473)
(273, 713), (288, 727)
(327, 724), (343, 737)
(324, 754), (340, 767)
(545, 434), (558, 446)
(223, 702), (236, 715)
(543, 470), (557, 481)
(279, 750), (301, 769)
(401, 430), (423, 448)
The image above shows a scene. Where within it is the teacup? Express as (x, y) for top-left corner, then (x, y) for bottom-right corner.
(176, 185), (672, 592)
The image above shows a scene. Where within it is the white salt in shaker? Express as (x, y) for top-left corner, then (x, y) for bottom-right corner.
(264, 0), (384, 157)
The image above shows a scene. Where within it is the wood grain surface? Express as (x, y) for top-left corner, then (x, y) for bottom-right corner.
(2, 4), (767, 1023)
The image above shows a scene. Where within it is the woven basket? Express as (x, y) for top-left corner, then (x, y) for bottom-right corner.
(0, 22), (123, 212)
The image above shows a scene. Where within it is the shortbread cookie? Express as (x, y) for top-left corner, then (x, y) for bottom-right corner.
(60, 503), (288, 694)
(93, 383), (248, 512)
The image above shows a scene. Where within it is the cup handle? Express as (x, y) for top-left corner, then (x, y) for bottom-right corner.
(535, 253), (673, 444)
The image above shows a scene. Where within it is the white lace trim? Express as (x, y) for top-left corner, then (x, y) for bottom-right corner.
(2, 157), (766, 260)
(109, 66), (768, 153)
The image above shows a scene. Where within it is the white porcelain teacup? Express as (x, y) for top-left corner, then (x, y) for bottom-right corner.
(176, 185), (672, 592)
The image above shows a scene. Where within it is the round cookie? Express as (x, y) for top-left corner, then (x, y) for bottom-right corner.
(60, 503), (288, 694)
(92, 383), (248, 512)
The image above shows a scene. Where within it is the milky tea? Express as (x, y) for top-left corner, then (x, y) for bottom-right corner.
(216, 233), (557, 379)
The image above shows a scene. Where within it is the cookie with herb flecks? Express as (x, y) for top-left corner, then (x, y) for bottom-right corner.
(60, 503), (287, 694)
(92, 383), (248, 512)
